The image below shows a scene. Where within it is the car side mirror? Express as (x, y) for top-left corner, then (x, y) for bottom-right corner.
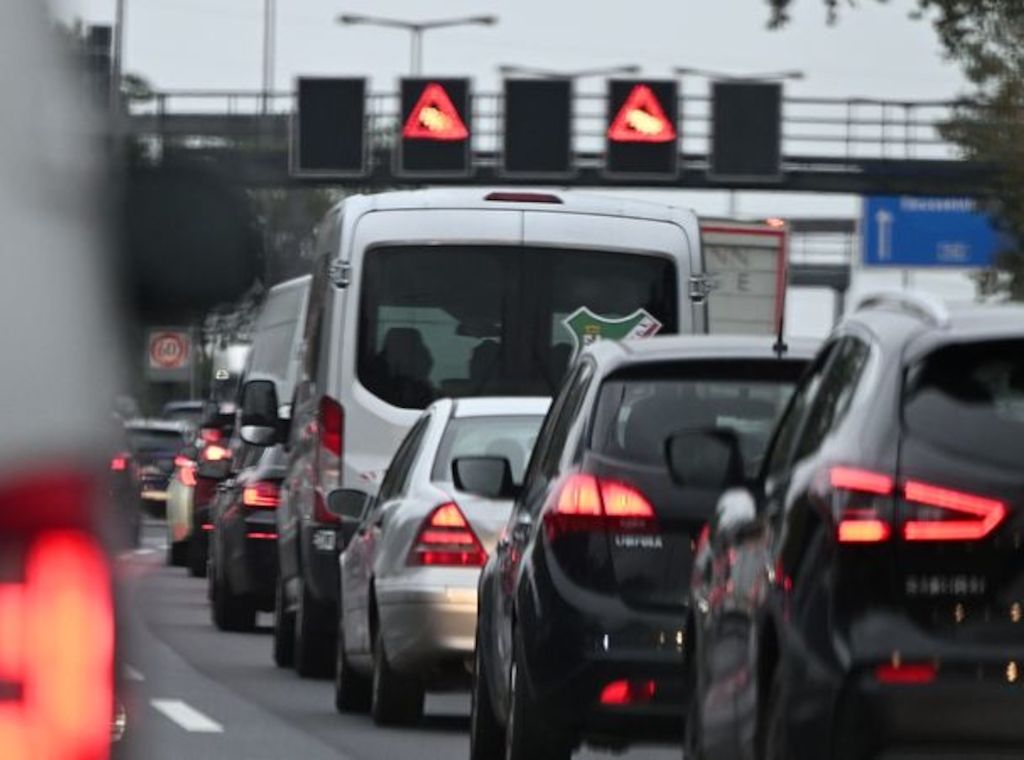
(327, 489), (374, 548)
(239, 380), (280, 446)
(665, 428), (745, 491)
(452, 456), (519, 500)
(713, 488), (759, 544)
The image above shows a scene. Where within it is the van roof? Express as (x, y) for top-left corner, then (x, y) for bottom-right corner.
(343, 189), (695, 224)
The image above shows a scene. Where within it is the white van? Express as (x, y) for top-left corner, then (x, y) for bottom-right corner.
(252, 188), (711, 676)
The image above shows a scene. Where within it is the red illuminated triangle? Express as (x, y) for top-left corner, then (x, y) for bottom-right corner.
(403, 82), (470, 142)
(608, 84), (677, 144)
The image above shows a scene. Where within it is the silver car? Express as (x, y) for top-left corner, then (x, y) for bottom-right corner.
(334, 397), (550, 725)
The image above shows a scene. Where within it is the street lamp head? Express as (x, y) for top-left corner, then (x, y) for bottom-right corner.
(470, 15), (499, 25)
(336, 14), (365, 25)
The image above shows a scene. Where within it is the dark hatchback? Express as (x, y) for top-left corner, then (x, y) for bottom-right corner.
(689, 295), (1024, 760)
(470, 335), (815, 760)
(208, 445), (286, 630)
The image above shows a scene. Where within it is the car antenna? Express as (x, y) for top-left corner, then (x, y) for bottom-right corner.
(773, 313), (788, 356)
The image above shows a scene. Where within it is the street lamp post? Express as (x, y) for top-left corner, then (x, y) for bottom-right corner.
(337, 14), (499, 76)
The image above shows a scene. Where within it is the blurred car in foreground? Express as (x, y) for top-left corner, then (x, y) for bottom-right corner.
(689, 293), (1024, 760)
(124, 419), (189, 517)
(332, 397), (549, 724)
(470, 336), (814, 760)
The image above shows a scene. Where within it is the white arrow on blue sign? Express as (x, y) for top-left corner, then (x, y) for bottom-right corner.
(862, 196), (1002, 268)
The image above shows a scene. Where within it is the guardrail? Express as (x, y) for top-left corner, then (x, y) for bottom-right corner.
(127, 89), (969, 163)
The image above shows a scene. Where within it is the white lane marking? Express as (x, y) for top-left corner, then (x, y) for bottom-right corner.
(124, 665), (145, 682)
(150, 699), (224, 733)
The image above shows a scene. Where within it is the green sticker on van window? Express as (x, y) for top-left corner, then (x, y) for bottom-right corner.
(562, 307), (663, 357)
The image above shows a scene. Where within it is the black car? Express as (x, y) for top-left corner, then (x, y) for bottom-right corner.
(124, 420), (189, 518)
(207, 445), (286, 631)
(688, 293), (1024, 760)
(470, 335), (813, 760)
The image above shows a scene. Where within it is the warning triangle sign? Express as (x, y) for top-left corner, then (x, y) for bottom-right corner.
(608, 84), (677, 144)
(403, 82), (470, 142)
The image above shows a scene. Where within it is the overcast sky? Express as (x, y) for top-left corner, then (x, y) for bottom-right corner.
(55, 1), (979, 329)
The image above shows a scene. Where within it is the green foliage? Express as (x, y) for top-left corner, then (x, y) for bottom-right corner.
(768, 0), (1024, 297)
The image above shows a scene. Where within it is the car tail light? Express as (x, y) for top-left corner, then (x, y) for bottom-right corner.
(599, 679), (657, 706)
(829, 467), (895, 545)
(0, 531), (113, 760)
(202, 444), (229, 463)
(175, 456), (197, 488)
(409, 503), (487, 567)
(109, 452), (129, 472)
(199, 428), (222, 444)
(829, 466), (1006, 544)
(875, 662), (937, 685)
(315, 396), (344, 499)
(543, 474), (657, 541)
(902, 481), (1007, 542)
(242, 481), (280, 509)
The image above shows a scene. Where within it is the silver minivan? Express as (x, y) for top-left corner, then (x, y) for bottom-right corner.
(242, 188), (707, 676)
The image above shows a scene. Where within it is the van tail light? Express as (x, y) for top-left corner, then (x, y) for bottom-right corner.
(875, 662), (937, 685)
(902, 481), (1007, 542)
(599, 679), (657, 706)
(829, 467), (895, 545)
(199, 427), (222, 444)
(409, 503), (487, 567)
(319, 396), (344, 458)
(242, 481), (280, 509)
(829, 466), (1007, 544)
(0, 529), (113, 760)
(109, 453), (129, 472)
(543, 474), (657, 541)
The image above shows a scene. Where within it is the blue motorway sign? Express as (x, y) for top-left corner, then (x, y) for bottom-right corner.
(862, 196), (1002, 268)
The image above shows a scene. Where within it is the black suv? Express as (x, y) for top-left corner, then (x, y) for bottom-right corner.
(689, 293), (1024, 760)
(470, 335), (813, 760)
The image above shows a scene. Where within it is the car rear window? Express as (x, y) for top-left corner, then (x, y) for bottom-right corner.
(903, 339), (1024, 468)
(126, 429), (184, 452)
(431, 414), (545, 486)
(358, 245), (678, 409)
(590, 360), (804, 478)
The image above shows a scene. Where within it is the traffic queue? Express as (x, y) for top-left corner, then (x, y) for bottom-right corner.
(143, 189), (1024, 760)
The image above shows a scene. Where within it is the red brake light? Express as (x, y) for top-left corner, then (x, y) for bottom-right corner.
(202, 444), (229, 462)
(200, 427), (222, 444)
(409, 503), (487, 567)
(0, 531), (113, 760)
(319, 396), (343, 458)
(903, 481), (1007, 542)
(545, 474), (658, 540)
(599, 679), (657, 706)
(830, 467), (894, 496)
(875, 662), (937, 685)
(484, 191), (563, 204)
(242, 481), (280, 509)
(837, 516), (891, 544)
(178, 459), (197, 488)
(110, 453), (129, 472)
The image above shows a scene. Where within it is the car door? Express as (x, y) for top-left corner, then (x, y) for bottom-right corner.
(491, 361), (595, 715)
(341, 414), (431, 657)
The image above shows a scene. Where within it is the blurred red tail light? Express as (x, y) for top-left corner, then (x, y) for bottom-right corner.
(109, 453), (129, 472)
(175, 456), (197, 488)
(201, 444), (229, 463)
(544, 474), (657, 540)
(409, 503), (487, 567)
(242, 481), (280, 509)
(0, 531), (113, 760)
(319, 396), (344, 458)
(599, 679), (657, 706)
(875, 662), (937, 685)
(199, 428), (222, 444)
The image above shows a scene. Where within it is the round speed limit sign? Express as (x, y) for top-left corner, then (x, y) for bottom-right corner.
(149, 331), (190, 370)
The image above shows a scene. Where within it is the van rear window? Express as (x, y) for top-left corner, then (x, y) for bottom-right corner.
(358, 245), (677, 409)
(903, 340), (1024, 468)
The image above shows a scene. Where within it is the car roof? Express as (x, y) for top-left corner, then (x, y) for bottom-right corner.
(450, 397), (552, 418)
(163, 400), (205, 411)
(342, 188), (695, 224)
(581, 334), (821, 372)
(124, 419), (189, 433)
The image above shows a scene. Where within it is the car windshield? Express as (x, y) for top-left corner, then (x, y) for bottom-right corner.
(904, 339), (1024, 469)
(358, 245), (678, 409)
(431, 414), (545, 486)
(591, 361), (804, 478)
